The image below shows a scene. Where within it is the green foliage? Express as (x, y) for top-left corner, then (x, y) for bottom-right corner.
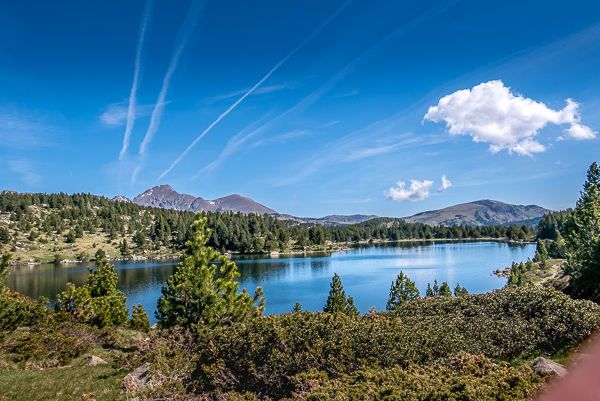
(438, 281), (452, 296)
(119, 238), (130, 257)
(156, 214), (265, 328)
(454, 282), (469, 297)
(507, 262), (531, 287)
(293, 354), (541, 400)
(3, 327), (93, 368)
(386, 271), (419, 310)
(0, 292), (49, 332)
(0, 252), (10, 290)
(56, 258), (129, 328)
(291, 302), (302, 313)
(564, 161), (600, 299)
(119, 287), (598, 400)
(65, 230), (76, 243)
(323, 273), (359, 315)
(94, 248), (106, 260)
(535, 239), (549, 270)
(537, 209), (572, 239)
(130, 303), (150, 332)
(547, 230), (567, 258)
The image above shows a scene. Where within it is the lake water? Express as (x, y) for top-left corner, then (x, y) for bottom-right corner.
(5, 241), (535, 323)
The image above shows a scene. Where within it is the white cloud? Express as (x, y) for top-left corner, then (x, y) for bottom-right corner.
(423, 80), (595, 156)
(563, 123), (597, 140)
(384, 179), (433, 202)
(437, 175), (452, 192)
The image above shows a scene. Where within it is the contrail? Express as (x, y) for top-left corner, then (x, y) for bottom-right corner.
(193, 0), (461, 180)
(132, 0), (206, 185)
(119, 0), (154, 161)
(157, 0), (354, 181)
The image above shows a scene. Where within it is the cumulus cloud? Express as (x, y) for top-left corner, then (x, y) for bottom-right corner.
(438, 175), (452, 192)
(563, 123), (597, 140)
(384, 179), (433, 202)
(423, 80), (596, 156)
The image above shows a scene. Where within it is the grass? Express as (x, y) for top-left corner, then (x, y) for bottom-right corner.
(0, 326), (144, 401)
(0, 356), (126, 401)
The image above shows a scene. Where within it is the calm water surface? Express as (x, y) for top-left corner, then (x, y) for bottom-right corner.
(6, 241), (535, 323)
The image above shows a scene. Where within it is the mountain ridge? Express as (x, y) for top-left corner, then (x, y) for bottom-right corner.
(402, 199), (551, 227)
(131, 185), (276, 215)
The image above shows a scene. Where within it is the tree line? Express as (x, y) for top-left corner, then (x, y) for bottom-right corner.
(0, 191), (535, 258)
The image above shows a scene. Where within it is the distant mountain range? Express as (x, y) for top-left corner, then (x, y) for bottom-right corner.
(402, 199), (551, 227)
(112, 186), (551, 227)
(114, 185), (276, 215)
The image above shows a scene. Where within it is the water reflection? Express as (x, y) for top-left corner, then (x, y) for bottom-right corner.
(6, 241), (535, 323)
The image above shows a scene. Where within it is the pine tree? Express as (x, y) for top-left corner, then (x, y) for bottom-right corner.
(1, 252), (11, 291)
(438, 281), (452, 297)
(564, 162), (600, 298)
(535, 239), (549, 270)
(291, 302), (302, 313)
(156, 214), (265, 328)
(426, 283), (434, 297)
(432, 279), (440, 295)
(386, 271), (420, 310)
(131, 304), (150, 332)
(56, 258), (129, 327)
(453, 283), (469, 297)
(323, 273), (359, 316)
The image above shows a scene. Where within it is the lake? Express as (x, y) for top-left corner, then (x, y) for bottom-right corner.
(5, 241), (535, 323)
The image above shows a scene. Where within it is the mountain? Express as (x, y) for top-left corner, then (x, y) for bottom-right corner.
(270, 213), (378, 226)
(132, 185), (276, 215)
(112, 195), (131, 203)
(403, 199), (551, 227)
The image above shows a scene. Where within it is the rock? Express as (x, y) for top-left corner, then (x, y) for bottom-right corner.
(123, 362), (153, 394)
(84, 355), (107, 366)
(532, 357), (567, 377)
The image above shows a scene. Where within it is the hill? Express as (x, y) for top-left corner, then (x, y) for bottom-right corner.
(403, 199), (551, 227)
(131, 185), (276, 215)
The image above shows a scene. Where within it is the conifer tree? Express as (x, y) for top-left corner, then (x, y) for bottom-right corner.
(564, 161), (600, 298)
(453, 283), (469, 297)
(386, 271), (420, 310)
(438, 281), (452, 297)
(426, 283), (434, 297)
(0, 252), (11, 291)
(535, 239), (549, 270)
(323, 273), (359, 316)
(56, 257), (129, 327)
(156, 214), (265, 328)
(291, 302), (302, 313)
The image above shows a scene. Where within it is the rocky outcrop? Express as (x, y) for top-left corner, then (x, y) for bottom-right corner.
(123, 362), (154, 394)
(532, 357), (567, 377)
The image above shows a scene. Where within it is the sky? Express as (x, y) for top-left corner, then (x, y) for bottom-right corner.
(1, 0), (599, 218)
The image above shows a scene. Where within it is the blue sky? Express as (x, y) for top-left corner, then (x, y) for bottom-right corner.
(1, 0), (599, 218)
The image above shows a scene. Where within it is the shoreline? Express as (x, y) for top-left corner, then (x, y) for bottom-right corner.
(8, 237), (534, 268)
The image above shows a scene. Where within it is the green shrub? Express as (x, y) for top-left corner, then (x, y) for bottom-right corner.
(131, 304), (150, 332)
(118, 287), (600, 399)
(3, 327), (93, 368)
(0, 291), (49, 332)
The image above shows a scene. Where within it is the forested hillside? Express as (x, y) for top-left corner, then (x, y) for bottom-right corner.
(0, 191), (534, 264)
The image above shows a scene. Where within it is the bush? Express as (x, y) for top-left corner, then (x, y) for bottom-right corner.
(118, 287), (600, 399)
(0, 291), (49, 332)
(3, 326), (93, 368)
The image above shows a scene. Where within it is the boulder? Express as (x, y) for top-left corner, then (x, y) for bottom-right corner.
(123, 362), (153, 394)
(532, 357), (567, 377)
(83, 355), (107, 366)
